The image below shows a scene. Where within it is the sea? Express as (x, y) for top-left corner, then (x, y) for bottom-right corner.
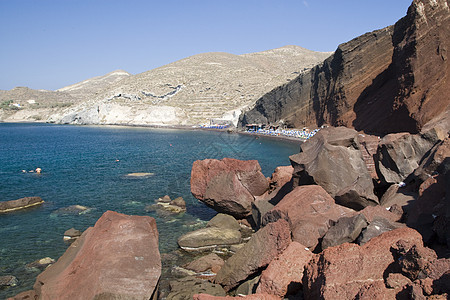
(0, 122), (300, 298)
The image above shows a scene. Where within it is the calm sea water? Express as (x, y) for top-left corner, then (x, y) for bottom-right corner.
(0, 123), (300, 297)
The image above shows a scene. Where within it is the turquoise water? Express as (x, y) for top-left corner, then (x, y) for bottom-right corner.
(0, 123), (300, 297)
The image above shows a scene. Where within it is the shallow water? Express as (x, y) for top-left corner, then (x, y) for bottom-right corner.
(0, 123), (300, 297)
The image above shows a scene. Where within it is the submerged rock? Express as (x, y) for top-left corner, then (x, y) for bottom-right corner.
(63, 228), (81, 243)
(0, 197), (43, 213)
(53, 204), (92, 215)
(0, 275), (18, 289)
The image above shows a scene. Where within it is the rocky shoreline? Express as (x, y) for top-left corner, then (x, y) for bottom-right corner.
(7, 117), (449, 299)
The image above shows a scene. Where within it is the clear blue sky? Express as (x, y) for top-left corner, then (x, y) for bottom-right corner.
(0, 0), (413, 91)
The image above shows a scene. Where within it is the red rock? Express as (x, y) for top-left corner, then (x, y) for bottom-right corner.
(304, 227), (423, 300)
(191, 158), (269, 218)
(32, 211), (161, 300)
(359, 205), (402, 223)
(269, 165), (293, 191)
(184, 253), (225, 274)
(214, 219), (291, 291)
(193, 293), (280, 300)
(7, 290), (37, 300)
(385, 273), (412, 289)
(256, 241), (313, 297)
(262, 185), (355, 249)
(354, 281), (397, 300)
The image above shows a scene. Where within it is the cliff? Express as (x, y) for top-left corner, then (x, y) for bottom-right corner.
(240, 0), (450, 135)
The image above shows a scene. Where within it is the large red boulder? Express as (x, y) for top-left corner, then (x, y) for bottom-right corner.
(32, 211), (161, 299)
(191, 158), (269, 218)
(256, 241), (313, 297)
(214, 219), (291, 291)
(262, 185), (356, 249)
(303, 227), (423, 300)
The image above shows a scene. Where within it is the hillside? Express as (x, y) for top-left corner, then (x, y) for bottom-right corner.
(58, 46), (331, 126)
(240, 0), (450, 135)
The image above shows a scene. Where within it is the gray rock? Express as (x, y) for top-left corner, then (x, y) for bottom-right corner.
(207, 213), (240, 231)
(357, 217), (404, 245)
(380, 184), (417, 212)
(251, 199), (275, 229)
(63, 228), (82, 242)
(321, 214), (368, 250)
(290, 127), (378, 210)
(0, 275), (18, 288)
(234, 275), (260, 296)
(167, 276), (226, 300)
(0, 196), (43, 213)
(177, 227), (241, 251)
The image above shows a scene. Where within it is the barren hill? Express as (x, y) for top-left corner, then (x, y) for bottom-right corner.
(58, 46), (331, 126)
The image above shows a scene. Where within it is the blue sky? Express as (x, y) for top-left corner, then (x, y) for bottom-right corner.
(0, 0), (413, 91)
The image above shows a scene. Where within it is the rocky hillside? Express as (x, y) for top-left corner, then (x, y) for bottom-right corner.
(57, 46), (331, 126)
(240, 0), (450, 136)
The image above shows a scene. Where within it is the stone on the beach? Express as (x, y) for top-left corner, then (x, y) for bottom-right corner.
(256, 241), (313, 297)
(177, 227), (241, 251)
(321, 214), (368, 249)
(357, 217), (404, 245)
(207, 213), (240, 231)
(214, 219), (291, 291)
(183, 253), (225, 274)
(290, 127), (378, 210)
(262, 185), (355, 249)
(167, 277), (226, 300)
(303, 227), (423, 300)
(32, 211), (161, 299)
(0, 196), (43, 213)
(191, 158), (269, 218)
(0, 275), (18, 288)
(63, 228), (81, 242)
(170, 197), (186, 209)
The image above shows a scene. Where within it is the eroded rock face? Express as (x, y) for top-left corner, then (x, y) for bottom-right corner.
(303, 227), (423, 300)
(256, 241), (313, 298)
(32, 211), (161, 300)
(191, 158), (269, 218)
(290, 127), (378, 210)
(262, 185), (356, 250)
(214, 219), (291, 291)
(240, 0), (450, 136)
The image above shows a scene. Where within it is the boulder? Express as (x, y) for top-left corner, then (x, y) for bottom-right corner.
(207, 213), (240, 231)
(268, 165), (293, 192)
(167, 277), (226, 300)
(262, 185), (356, 249)
(256, 241), (313, 297)
(177, 227), (241, 251)
(234, 275), (260, 296)
(52, 204), (91, 215)
(321, 214), (368, 250)
(290, 127), (378, 210)
(385, 273), (412, 289)
(32, 211), (161, 299)
(0, 196), (43, 213)
(359, 205), (402, 223)
(191, 158), (269, 218)
(214, 219), (291, 291)
(25, 257), (55, 271)
(357, 217), (404, 245)
(379, 184), (417, 212)
(251, 199), (275, 229)
(375, 132), (437, 185)
(147, 196), (187, 214)
(0, 275), (18, 288)
(63, 228), (81, 242)
(303, 227), (424, 300)
(183, 253), (225, 274)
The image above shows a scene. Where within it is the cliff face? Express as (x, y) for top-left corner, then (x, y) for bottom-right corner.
(240, 0), (450, 135)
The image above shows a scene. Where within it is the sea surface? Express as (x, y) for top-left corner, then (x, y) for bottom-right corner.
(0, 123), (300, 297)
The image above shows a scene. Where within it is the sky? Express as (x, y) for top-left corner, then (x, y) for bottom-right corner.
(0, 0), (413, 91)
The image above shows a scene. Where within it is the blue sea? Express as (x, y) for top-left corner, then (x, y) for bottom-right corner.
(0, 123), (300, 297)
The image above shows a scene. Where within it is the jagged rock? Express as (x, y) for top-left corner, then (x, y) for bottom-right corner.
(321, 214), (368, 250)
(234, 275), (260, 296)
(385, 273), (412, 289)
(290, 127), (378, 210)
(0, 196), (43, 213)
(303, 227), (423, 300)
(214, 219), (291, 291)
(191, 158), (269, 218)
(357, 217), (405, 245)
(183, 253), (224, 274)
(375, 132), (437, 185)
(0, 275), (18, 288)
(251, 199), (275, 229)
(262, 185), (355, 249)
(379, 184), (417, 211)
(268, 166), (293, 192)
(354, 281), (397, 300)
(256, 241), (313, 298)
(240, 0), (450, 136)
(167, 277), (226, 300)
(193, 293), (280, 300)
(359, 205), (402, 223)
(31, 211), (161, 299)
